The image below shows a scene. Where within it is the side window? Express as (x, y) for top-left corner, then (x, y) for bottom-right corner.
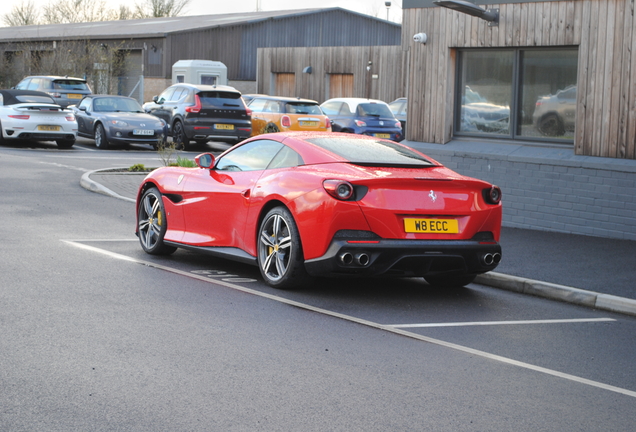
(171, 88), (188, 102)
(248, 98), (267, 112)
(216, 140), (284, 172)
(15, 79), (31, 90)
(268, 145), (303, 169)
(26, 79), (41, 90)
(320, 102), (341, 116)
(157, 87), (176, 103)
(78, 98), (91, 110)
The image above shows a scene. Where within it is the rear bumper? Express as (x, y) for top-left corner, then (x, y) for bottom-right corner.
(10, 131), (76, 141)
(184, 121), (251, 142)
(304, 238), (501, 278)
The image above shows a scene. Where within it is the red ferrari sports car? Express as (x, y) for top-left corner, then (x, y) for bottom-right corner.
(136, 132), (502, 289)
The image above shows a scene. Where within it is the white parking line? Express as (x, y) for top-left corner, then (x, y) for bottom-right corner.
(63, 239), (636, 399)
(389, 318), (616, 328)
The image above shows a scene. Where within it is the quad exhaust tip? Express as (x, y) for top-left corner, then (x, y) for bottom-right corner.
(482, 252), (502, 266)
(339, 252), (370, 267)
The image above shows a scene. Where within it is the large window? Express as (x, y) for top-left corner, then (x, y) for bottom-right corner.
(456, 48), (578, 142)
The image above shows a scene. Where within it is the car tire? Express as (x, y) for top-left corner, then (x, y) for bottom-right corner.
(537, 114), (565, 137)
(424, 273), (476, 288)
(264, 123), (279, 133)
(56, 138), (75, 149)
(94, 124), (110, 150)
(257, 206), (310, 289)
(172, 120), (189, 150)
(137, 187), (178, 255)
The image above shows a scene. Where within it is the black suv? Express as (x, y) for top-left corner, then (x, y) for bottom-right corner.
(14, 76), (92, 108)
(143, 84), (251, 149)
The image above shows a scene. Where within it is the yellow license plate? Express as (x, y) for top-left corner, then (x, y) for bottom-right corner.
(214, 124), (234, 130)
(38, 125), (61, 131)
(404, 218), (459, 233)
(374, 133), (391, 138)
(300, 121), (318, 127)
(67, 94), (82, 99)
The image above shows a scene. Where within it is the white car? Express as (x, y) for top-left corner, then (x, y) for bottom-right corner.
(0, 89), (77, 148)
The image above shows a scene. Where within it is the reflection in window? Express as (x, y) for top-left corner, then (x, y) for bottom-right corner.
(458, 50), (513, 135)
(520, 50), (578, 139)
(456, 48), (578, 142)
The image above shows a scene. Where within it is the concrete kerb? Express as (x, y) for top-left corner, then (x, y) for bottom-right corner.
(80, 169), (136, 203)
(80, 169), (636, 318)
(475, 273), (636, 317)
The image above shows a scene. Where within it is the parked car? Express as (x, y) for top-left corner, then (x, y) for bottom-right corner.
(13, 75), (92, 108)
(143, 83), (251, 150)
(533, 85), (577, 137)
(247, 95), (331, 136)
(388, 97), (407, 129)
(320, 98), (403, 142)
(135, 132), (502, 289)
(0, 89), (77, 148)
(459, 87), (510, 133)
(72, 95), (167, 150)
(241, 94), (268, 105)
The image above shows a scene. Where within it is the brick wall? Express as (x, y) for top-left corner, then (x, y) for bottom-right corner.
(406, 140), (636, 241)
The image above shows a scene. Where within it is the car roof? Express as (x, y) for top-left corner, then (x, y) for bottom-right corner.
(171, 83), (241, 93)
(249, 95), (319, 104)
(21, 75), (87, 82)
(0, 89), (56, 105)
(321, 98), (390, 110)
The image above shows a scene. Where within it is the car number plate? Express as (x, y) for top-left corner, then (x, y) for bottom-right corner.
(38, 125), (61, 131)
(374, 133), (391, 138)
(67, 94), (82, 99)
(214, 124), (234, 130)
(404, 218), (459, 234)
(300, 121), (318, 127)
(133, 129), (154, 135)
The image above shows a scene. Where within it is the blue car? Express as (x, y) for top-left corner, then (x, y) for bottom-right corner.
(320, 98), (403, 142)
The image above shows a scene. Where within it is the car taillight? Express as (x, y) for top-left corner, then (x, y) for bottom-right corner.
(242, 100), (252, 116)
(66, 115), (76, 121)
(9, 115), (30, 120)
(323, 179), (354, 200)
(355, 119), (366, 127)
(185, 94), (202, 113)
(395, 121), (401, 128)
(324, 116), (331, 128)
(47, 92), (61, 98)
(281, 115), (291, 127)
(483, 186), (502, 205)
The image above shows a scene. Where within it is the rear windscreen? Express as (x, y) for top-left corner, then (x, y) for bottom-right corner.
(286, 103), (322, 115)
(306, 137), (435, 167)
(198, 91), (243, 108)
(53, 80), (89, 91)
(356, 103), (394, 118)
(15, 95), (56, 104)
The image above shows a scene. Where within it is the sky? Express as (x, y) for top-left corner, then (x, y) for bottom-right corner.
(0, 0), (403, 25)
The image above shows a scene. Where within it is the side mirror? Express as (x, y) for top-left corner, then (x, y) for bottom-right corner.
(79, 106), (87, 111)
(195, 153), (215, 169)
(152, 95), (160, 103)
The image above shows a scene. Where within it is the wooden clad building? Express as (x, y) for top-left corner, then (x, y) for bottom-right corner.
(403, 0), (636, 160)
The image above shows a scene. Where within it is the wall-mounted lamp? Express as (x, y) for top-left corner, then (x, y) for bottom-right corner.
(366, 61), (372, 72)
(151, 45), (157, 52)
(413, 33), (428, 44)
(100, 43), (108, 49)
(302, 66), (312, 74)
(433, 0), (499, 26)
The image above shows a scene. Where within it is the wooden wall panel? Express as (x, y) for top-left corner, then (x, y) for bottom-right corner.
(404, 0), (636, 159)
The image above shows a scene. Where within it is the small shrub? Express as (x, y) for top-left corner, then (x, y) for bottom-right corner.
(176, 155), (197, 167)
(128, 163), (147, 172)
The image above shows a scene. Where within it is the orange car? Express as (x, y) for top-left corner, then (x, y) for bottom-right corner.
(247, 96), (331, 136)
